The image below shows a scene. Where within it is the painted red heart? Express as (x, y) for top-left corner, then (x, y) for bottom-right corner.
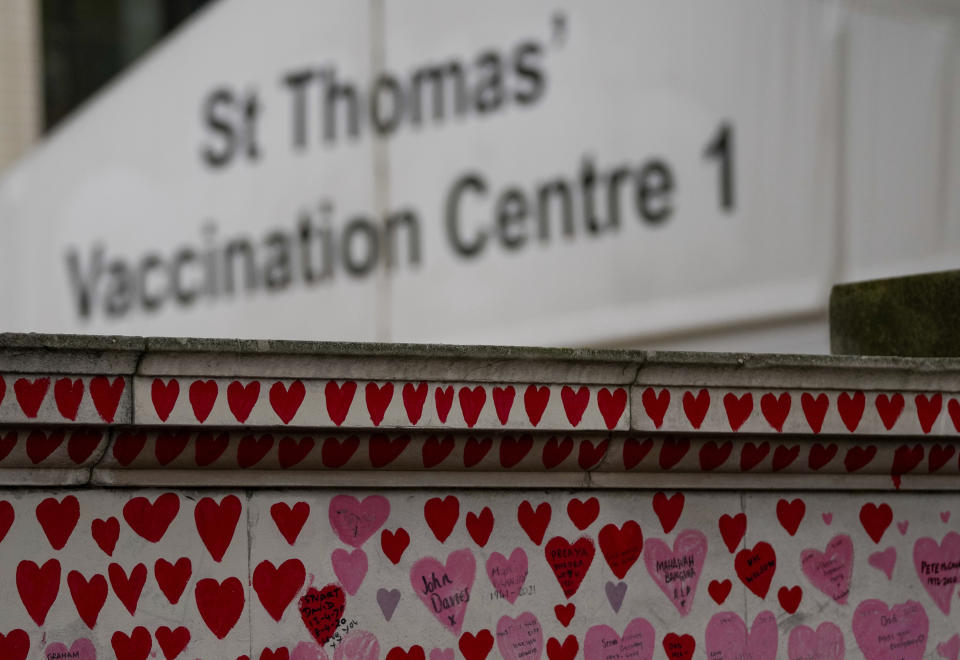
(195, 495), (241, 562)
(598, 520), (643, 579)
(155, 431), (190, 466)
(641, 387), (670, 428)
(735, 542), (776, 598)
(0, 629), (28, 660)
(776, 498), (805, 536)
(16, 559), (60, 625)
(381, 527), (410, 564)
(253, 558), (306, 621)
(464, 437), (492, 467)
(892, 444), (924, 477)
(54, 377), (84, 420)
(270, 380), (305, 424)
(518, 500), (551, 545)
(26, 430), (64, 464)
(844, 445), (877, 472)
(772, 444), (800, 471)
(277, 436), (314, 468)
(459, 629), (494, 660)
(0, 500), (12, 545)
(435, 386), (454, 423)
(402, 382), (428, 424)
(915, 393), (942, 433)
(369, 434), (410, 467)
(113, 431), (146, 466)
(759, 392), (790, 431)
(659, 437), (690, 469)
(682, 389), (710, 428)
(422, 435), (455, 468)
(425, 495), (459, 542)
(500, 435), (533, 467)
(597, 387), (626, 429)
(699, 440), (732, 471)
(462, 509), (494, 550)
(270, 501), (309, 545)
(325, 381), (357, 426)
(109, 562), (147, 615)
(546, 635), (578, 660)
(837, 391), (865, 432)
(949, 398), (960, 432)
(578, 439), (608, 470)
(560, 386), (589, 426)
(237, 434), (274, 468)
(652, 492), (684, 533)
(492, 386), (515, 425)
(365, 382), (394, 426)
(36, 495), (79, 550)
(524, 385), (550, 426)
(859, 502), (893, 543)
(194, 431), (229, 466)
(778, 585), (802, 613)
(90, 376), (125, 422)
(67, 570), (107, 628)
(321, 436), (359, 468)
(188, 380), (218, 423)
(298, 584), (345, 646)
(739, 441), (769, 471)
(929, 444), (955, 472)
(123, 493), (179, 543)
(708, 579), (732, 605)
(111, 627), (152, 660)
(259, 649), (289, 660)
(663, 633), (695, 660)
(567, 497), (599, 530)
(553, 603), (575, 627)
(195, 577), (245, 639)
(227, 380), (260, 423)
(151, 379), (179, 421)
(0, 430), (15, 463)
(808, 443), (838, 470)
(156, 626), (190, 660)
(542, 436), (573, 469)
(91, 516), (119, 555)
(155, 557), (191, 604)
(386, 647), (425, 660)
(875, 393), (904, 430)
(68, 430), (102, 464)
(723, 392), (753, 431)
(14, 377), (49, 417)
(718, 513), (746, 553)
(459, 386), (486, 427)
(544, 536), (595, 597)
(799, 392), (828, 433)
(623, 437), (653, 469)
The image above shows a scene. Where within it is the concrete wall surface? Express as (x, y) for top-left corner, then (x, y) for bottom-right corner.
(0, 334), (957, 659)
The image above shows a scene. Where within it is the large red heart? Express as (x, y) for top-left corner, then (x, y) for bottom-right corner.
(597, 387), (626, 429)
(123, 493), (180, 543)
(365, 382), (394, 426)
(566, 497), (599, 530)
(837, 391), (865, 431)
(90, 375), (125, 422)
(560, 386), (589, 426)
(718, 513), (746, 553)
(776, 498), (806, 536)
(254, 558), (306, 621)
(544, 536), (595, 598)
(859, 502), (893, 543)
(109, 562), (147, 615)
(111, 627), (152, 660)
(156, 626), (190, 660)
(424, 496), (459, 542)
(91, 516), (119, 556)
(227, 380), (260, 423)
(735, 542), (777, 598)
(16, 558), (60, 625)
(54, 377), (84, 420)
(517, 500), (551, 545)
(155, 557), (191, 604)
(195, 495), (242, 562)
(35, 495), (79, 550)
(598, 520), (643, 579)
(299, 584), (345, 645)
(26, 430), (64, 464)
(652, 492), (684, 533)
(195, 577), (245, 639)
(524, 385), (550, 426)
(459, 629), (494, 660)
(271, 381), (305, 424)
(459, 387), (487, 428)
(760, 392), (791, 432)
(465, 508), (494, 547)
(682, 389), (710, 428)
(151, 379), (179, 421)
(67, 570), (107, 628)
(270, 501), (310, 545)
(325, 381), (357, 426)
(663, 633), (695, 660)
(381, 528), (410, 564)
(402, 382), (428, 424)
(188, 380), (218, 423)
(0, 629), (28, 660)
(14, 377), (49, 417)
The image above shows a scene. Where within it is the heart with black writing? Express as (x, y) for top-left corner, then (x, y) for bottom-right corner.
(299, 583), (346, 646)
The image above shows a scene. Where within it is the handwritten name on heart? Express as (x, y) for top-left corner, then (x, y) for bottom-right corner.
(643, 529), (707, 615)
(45, 638), (96, 660)
(411, 549), (476, 635)
(852, 599), (928, 660)
(787, 623), (844, 660)
(544, 536), (595, 599)
(329, 495), (390, 548)
(486, 548), (528, 604)
(300, 584), (346, 646)
(583, 619), (655, 660)
(496, 612), (543, 660)
(705, 611), (777, 660)
(800, 534), (853, 604)
(913, 531), (960, 615)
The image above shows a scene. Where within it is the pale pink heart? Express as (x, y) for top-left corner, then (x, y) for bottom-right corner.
(334, 630), (380, 660)
(787, 622), (844, 660)
(430, 649), (454, 660)
(486, 548), (528, 604)
(913, 531), (960, 615)
(293, 641), (331, 660)
(329, 495), (390, 547)
(853, 599), (928, 660)
(642, 529), (707, 615)
(868, 547), (896, 580)
(897, 521), (909, 535)
(942, 511), (952, 523)
(410, 548), (476, 635)
(938, 634), (960, 660)
(45, 639), (96, 660)
(496, 612), (543, 660)
(800, 534), (853, 604)
(583, 618), (656, 660)
(822, 513), (833, 525)
(332, 548), (368, 595)
(705, 610), (778, 660)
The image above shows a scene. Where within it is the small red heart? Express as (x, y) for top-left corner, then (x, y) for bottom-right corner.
(253, 558), (306, 622)
(699, 440), (732, 471)
(760, 392), (791, 432)
(381, 527), (410, 564)
(800, 392), (828, 433)
(14, 377), (49, 418)
(54, 377), (84, 420)
(598, 520), (643, 579)
(777, 585), (803, 613)
(26, 430), (64, 464)
(772, 444), (800, 471)
(16, 558), (60, 625)
(682, 389), (710, 428)
(718, 513), (746, 553)
(195, 495), (242, 562)
(237, 434), (274, 468)
(35, 495), (80, 550)
(739, 441), (770, 471)
(517, 500), (551, 545)
(424, 495), (459, 542)
(597, 387), (627, 429)
(0, 629), (27, 660)
(492, 386), (515, 425)
(623, 437), (653, 469)
(89, 375), (125, 423)
(108, 562), (147, 615)
(68, 430), (102, 464)
(553, 603), (575, 627)
(188, 380), (218, 423)
(298, 584), (344, 646)
(875, 393), (904, 430)
(113, 431), (146, 466)
(837, 391), (865, 432)
(546, 636), (578, 660)
(270, 501), (309, 545)
(500, 435), (533, 467)
(459, 630), (494, 660)
(859, 502), (893, 543)
(662, 633), (696, 660)
(641, 387), (670, 428)
(227, 380), (260, 423)
(776, 498), (806, 536)
(524, 385), (550, 426)
(435, 386), (454, 423)
(544, 536), (595, 598)
(915, 393), (942, 432)
(560, 386), (589, 426)
(278, 436), (314, 469)
(386, 647), (425, 660)
(659, 437), (690, 469)
(369, 434), (410, 467)
(325, 381), (357, 426)
(155, 431), (189, 466)
(365, 382), (394, 426)
(196, 577), (245, 639)
(808, 443), (838, 470)
(708, 579), (732, 605)
(891, 444), (924, 477)
(67, 570), (107, 629)
(463, 437), (493, 467)
(652, 492), (684, 533)
(567, 497), (599, 530)
(844, 445), (877, 472)
(270, 380), (305, 424)
(111, 626), (152, 660)
(155, 557), (191, 605)
(723, 392), (753, 431)
(928, 444), (955, 472)
(195, 432), (229, 466)
(151, 379), (179, 422)
(578, 439), (608, 470)
(91, 516), (119, 556)
(465, 507), (495, 547)
(156, 626), (190, 660)
(123, 493), (180, 543)
(402, 382), (428, 424)
(321, 436), (359, 468)
(459, 386), (487, 428)
(542, 436), (574, 469)
(735, 542), (776, 598)
(422, 435), (455, 468)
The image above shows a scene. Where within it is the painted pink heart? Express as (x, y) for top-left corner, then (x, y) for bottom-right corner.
(938, 634), (960, 660)
(334, 630), (380, 660)
(332, 548), (368, 596)
(486, 548), (528, 604)
(45, 639), (96, 660)
(642, 529), (707, 615)
(328, 495), (390, 548)
(913, 532), (960, 615)
(410, 548), (476, 635)
(800, 534), (853, 604)
(897, 521), (909, 535)
(869, 547), (897, 580)
(705, 611), (778, 660)
(787, 623), (844, 660)
(496, 612), (543, 660)
(583, 618), (655, 660)
(853, 599), (928, 660)
(430, 649), (454, 660)
(822, 513), (833, 525)
(291, 641), (330, 660)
